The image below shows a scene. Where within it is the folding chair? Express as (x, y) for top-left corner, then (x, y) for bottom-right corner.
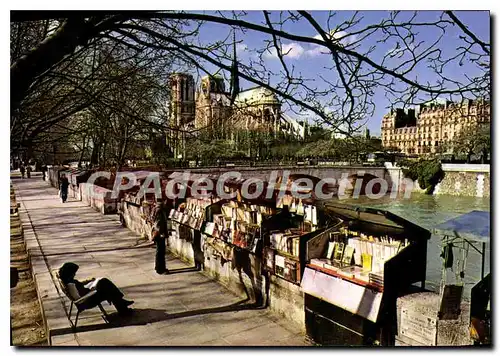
(54, 272), (109, 329)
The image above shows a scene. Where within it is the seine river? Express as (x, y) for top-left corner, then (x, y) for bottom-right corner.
(341, 193), (490, 299)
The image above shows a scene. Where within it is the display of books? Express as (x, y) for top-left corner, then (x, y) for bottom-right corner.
(270, 230), (302, 257)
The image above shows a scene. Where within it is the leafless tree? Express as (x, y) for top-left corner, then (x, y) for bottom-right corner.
(11, 10), (490, 158)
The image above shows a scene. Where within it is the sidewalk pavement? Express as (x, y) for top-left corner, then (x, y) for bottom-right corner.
(12, 177), (310, 346)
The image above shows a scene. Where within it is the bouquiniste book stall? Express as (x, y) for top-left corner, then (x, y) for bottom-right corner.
(262, 191), (336, 285)
(169, 195), (222, 241)
(119, 176), (171, 239)
(201, 197), (277, 261)
(168, 177), (282, 305)
(300, 202), (430, 346)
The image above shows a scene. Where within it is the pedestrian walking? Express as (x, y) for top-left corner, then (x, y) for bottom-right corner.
(59, 173), (70, 203)
(19, 164), (25, 179)
(42, 165), (47, 181)
(26, 165), (32, 178)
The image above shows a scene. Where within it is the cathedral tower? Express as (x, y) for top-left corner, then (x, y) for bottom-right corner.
(167, 73), (195, 158)
(169, 73), (195, 127)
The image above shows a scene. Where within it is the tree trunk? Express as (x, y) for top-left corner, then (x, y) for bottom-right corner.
(77, 135), (87, 167)
(481, 148), (488, 164)
(117, 129), (129, 170)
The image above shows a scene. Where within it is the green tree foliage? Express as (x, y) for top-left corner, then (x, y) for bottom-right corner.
(401, 159), (445, 194)
(449, 124), (490, 163)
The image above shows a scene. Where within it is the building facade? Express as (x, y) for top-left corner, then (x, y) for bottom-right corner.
(167, 73), (307, 158)
(381, 99), (490, 155)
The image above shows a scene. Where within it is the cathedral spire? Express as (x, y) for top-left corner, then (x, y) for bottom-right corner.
(230, 29), (240, 105)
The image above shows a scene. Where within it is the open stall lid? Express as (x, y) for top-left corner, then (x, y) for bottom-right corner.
(433, 210), (490, 279)
(301, 266), (383, 323)
(433, 210), (490, 244)
(321, 202), (430, 240)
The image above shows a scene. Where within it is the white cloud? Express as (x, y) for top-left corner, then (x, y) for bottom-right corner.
(236, 43), (248, 54)
(264, 42), (305, 59)
(305, 45), (328, 57)
(315, 30), (358, 45)
(306, 30), (358, 57)
(264, 30), (357, 60)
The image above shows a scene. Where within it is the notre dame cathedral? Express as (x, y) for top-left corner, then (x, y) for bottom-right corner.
(166, 71), (307, 158)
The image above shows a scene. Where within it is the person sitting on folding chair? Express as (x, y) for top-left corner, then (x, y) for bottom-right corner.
(58, 262), (134, 315)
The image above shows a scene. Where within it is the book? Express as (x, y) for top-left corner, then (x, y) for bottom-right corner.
(362, 253), (372, 271)
(310, 258), (329, 269)
(353, 239), (362, 266)
(333, 242), (345, 263)
(304, 205), (312, 222)
(326, 242), (336, 260)
(342, 246), (354, 266)
(311, 206), (318, 226)
(204, 222), (215, 236)
(85, 278), (102, 290)
(275, 254), (286, 268)
(292, 238), (300, 257)
(296, 200), (304, 215)
(369, 272), (384, 287)
(338, 266), (364, 279)
(236, 208), (245, 221)
(278, 235), (288, 251)
(323, 262), (339, 272)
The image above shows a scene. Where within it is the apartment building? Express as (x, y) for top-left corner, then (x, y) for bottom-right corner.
(381, 98), (490, 155)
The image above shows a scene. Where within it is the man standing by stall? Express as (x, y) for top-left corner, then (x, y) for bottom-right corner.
(42, 164), (47, 181)
(150, 201), (169, 275)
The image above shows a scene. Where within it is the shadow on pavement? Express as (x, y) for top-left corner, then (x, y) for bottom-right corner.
(165, 267), (199, 275)
(52, 298), (262, 336)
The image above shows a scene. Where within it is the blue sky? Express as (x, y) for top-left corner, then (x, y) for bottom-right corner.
(185, 10), (490, 136)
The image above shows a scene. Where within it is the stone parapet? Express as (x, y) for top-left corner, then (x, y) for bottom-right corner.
(79, 183), (117, 214)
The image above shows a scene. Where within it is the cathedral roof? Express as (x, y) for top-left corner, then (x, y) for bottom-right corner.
(235, 86), (280, 106)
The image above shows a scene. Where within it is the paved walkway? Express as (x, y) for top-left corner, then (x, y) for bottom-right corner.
(13, 177), (309, 346)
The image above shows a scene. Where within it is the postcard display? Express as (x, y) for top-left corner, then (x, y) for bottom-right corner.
(301, 204), (430, 346)
(265, 202), (321, 284)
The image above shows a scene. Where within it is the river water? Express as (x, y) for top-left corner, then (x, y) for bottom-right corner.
(341, 193), (490, 299)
